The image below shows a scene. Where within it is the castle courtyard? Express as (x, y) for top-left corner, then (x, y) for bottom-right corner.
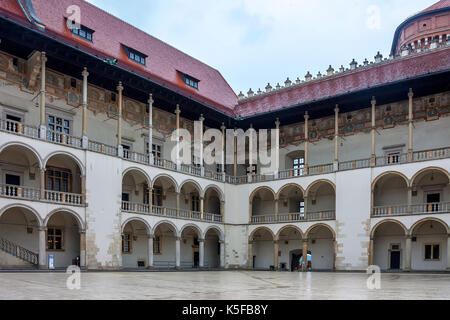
(0, 271), (449, 300)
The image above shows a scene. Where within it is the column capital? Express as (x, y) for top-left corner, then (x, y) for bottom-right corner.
(302, 238), (309, 243)
(148, 93), (154, 106)
(38, 226), (47, 232)
(117, 81), (123, 92)
(371, 96), (376, 106)
(175, 236), (181, 241)
(220, 123), (226, 131)
(147, 234), (154, 239)
(199, 114), (205, 122)
(334, 105), (339, 113)
(175, 104), (181, 115)
(41, 51), (47, 63)
(273, 240), (279, 245)
(219, 240), (225, 244)
(304, 112), (309, 121)
(198, 238), (205, 243)
(79, 229), (86, 235)
(275, 118), (280, 128)
(248, 240), (254, 245)
(81, 67), (89, 78)
(408, 88), (414, 99)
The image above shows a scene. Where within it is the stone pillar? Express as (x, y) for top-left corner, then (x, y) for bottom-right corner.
(199, 114), (205, 175)
(79, 230), (86, 268)
(405, 235), (412, 271)
(302, 239), (308, 271)
(303, 195), (308, 219)
(220, 200), (225, 218)
(408, 88), (414, 162)
(147, 235), (154, 269)
(333, 239), (338, 271)
(117, 82), (124, 156)
(248, 240), (253, 269)
(248, 201), (253, 224)
(304, 112), (309, 174)
(221, 123), (226, 181)
(219, 240), (225, 268)
(200, 197), (204, 219)
(148, 94), (154, 165)
(39, 52), (47, 139)
(81, 175), (86, 204)
(368, 237), (374, 266)
(274, 198), (279, 221)
(81, 67), (89, 149)
(273, 240), (279, 271)
(199, 239), (205, 268)
(175, 105), (181, 169)
(407, 187), (413, 213)
(333, 106), (339, 171)
(40, 168), (46, 199)
(447, 235), (450, 271)
(233, 129), (237, 176)
(370, 97), (376, 166)
(176, 192), (180, 216)
(175, 236), (181, 269)
(148, 187), (153, 213)
(38, 227), (47, 269)
(275, 118), (280, 178)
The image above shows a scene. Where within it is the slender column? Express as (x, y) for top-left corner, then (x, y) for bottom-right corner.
(405, 235), (412, 271)
(302, 239), (308, 272)
(175, 105), (181, 169)
(39, 52), (47, 139)
(447, 235), (450, 271)
(40, 168), (46, 199)
(407, 187), (413, 213)
(333, 239), (338, 271)
(79, 230), (86, 268)
(81, 68), (89, 149)
(221, 123), (226, 180)
(148, 187), (153, 213)
(304, 112), (309, 174)
(248, 124), (254, 183)
(219, 240), (225, 268)
(275, 118), (280, 178)
(199, 239), (205, 268)
(233, 129), (237, 176)
(248, 200), (253, 224)
(408, 88), (414, 162)
(303, 195), (308, 219)
(147, 235), (154, 269)
(175, 236), (181, 268)
(370, 97), (376, 166)
(248, 240), (253, 269)
(220, 200), (225, 218)
(274, 198), (279, 221)
(81, 175), (86, 204)
(273, 240), (279, 271)
(38, 227), (47, 269)
(176, 192), (180, 216)
(199, 114), (205, 175)
(117, 82), (124, 155)
(334, 106), (339, 171)
(200, 197), (204, 219)
(368, 237), (374, 266)
(148, 94), (154, 164)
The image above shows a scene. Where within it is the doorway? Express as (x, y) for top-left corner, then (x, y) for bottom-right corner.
(290, 249), (302, 271)
(427, 193), (440, 212)
(5, 174), (20, 197)
(390, 251), (401, 270)
(193, 252), (199, 268)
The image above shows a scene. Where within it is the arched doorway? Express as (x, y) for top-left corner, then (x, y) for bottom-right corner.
(410, 168), (449, 214)
(153, 222), (177, 269)
(307, 225), (335, 270)
(121, 169), (151, 213)
(250, 187), (276, 223)
(277, 184), (305, 221)
(277, 226), (303, 271)
(179, 181), (201, 219)
(372, 220), (407, 271)
(249, 227), (275, 270)
(152, 175), (178, 215)
(372, 172), (408, 216)
(306, 181), (336, 220)
(180, 225), (202, 269)
(204, 186), (223, 221)
(204, 227), (223, 269)
(121, 219), (151, 268)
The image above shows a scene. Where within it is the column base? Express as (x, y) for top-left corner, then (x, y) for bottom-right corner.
(333, 161), (339, 172)
(117, 145), (123, 157)
(82, 136), (89, 149)
(39, 125), (47, 140)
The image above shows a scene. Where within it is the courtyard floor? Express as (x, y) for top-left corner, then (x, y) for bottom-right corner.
(0, 271), (449, 300)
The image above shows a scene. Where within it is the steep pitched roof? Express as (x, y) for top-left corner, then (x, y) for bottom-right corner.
(420, 0), (450, 14)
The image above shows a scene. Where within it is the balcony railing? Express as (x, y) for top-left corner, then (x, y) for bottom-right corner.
(413, 147), (450, 162)
(339, 159), (371, 171)
(121, 201), (223, 223)
(251, 210), (335, 224)
(44, 190), (83, 206)
(0, 119), (40, 138)
(375, 154), (408, 167)
(88, 140), (118, 156)
(373, 202), (450, 217)
(0, 184), (41, 200)
(47, 131), (82, 148)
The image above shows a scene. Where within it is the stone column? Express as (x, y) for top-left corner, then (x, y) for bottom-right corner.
(274, 198), (279, 221)
(302, 239), (308, 272)
(199, 238), (205, 268)
(219, 240), (225, 268)
(148, 94), (154, 164)
(333, 239), (338, 271)
(200, 197), (204, 219)
(176, 192), (180, 216)
(175, 236), (181, 269)
(248, 240), (253, 269)
(304, 112), (309, 174)
(248, 200), (253, 224)
(273, 240), (279, 271)
(447, 235), (450, 271)
(408, 88), (414, 162)
(81, 67), (89, 149)
(370, 97), (376, 166)
(275, 118), (280, 178)
(147, 235), (154, 269)
(303, 195), (308, 220)
(368, 237), (374, 266)
(81, 175), (86, 204)
(405, 235), (412, 271)
(199, 114), (205, 175)
(116, 82), (124, 156)
(175, 105), (181, 170)
(39, 52), (47, 140)
(148, 187), (153, 213)
(38, 227), (47, 269)
(221, 123), (226, 181)
(407, 187), (413, 214)
(334, 106), (339, 171)
(40, 168), (46, 199)
(79, 230), (86, 268)
(233, 129), (237, 176)
(220, 200), (225, 218)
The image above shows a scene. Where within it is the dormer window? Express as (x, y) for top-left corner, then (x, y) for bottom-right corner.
(123, 45), (147, 66)
(179, 72), (199, 90)
(70, 23), (94, 42)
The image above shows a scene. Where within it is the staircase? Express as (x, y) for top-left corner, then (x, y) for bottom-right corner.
(0, 238), (39, 266)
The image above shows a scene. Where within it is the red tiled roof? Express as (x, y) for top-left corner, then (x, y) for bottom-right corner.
(235, 47), (450, 117)
(420, 0), (450, 14)
(1, 0), (238, 115)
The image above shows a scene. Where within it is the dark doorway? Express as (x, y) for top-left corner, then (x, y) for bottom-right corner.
(193, 252), (199, 268)
(290, 249), (302, 271)
(5, 174), (20, 186)
(390, 251), (401, 270)
(427, 193), (440, 212)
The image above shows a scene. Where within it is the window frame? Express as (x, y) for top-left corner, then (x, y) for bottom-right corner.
(45, 166), (73, 193)
(178, 71), (200, 90)
(123, 45), (147, 66)
(69, 22), (94, 43)
(423, 243), (441, 261)
(122, 233), (133, 254)
(47, 226), (65, 252)
(154, 235), (162, 255)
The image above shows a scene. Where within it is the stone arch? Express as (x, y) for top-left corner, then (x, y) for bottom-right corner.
(305, 179), (336, 197)
(305, 223), (336, 239)
(44, 208), (85, 230)
(370, 219), (408, 239)
(151, 173), (178, 190)
(180, 223), (203, 239)
(203, 225), (224, 241)
(0, 141), (43, 169)
(372, 171), (410, 191)
(153, 220), (179, 237)
(276, 183), (305, 199)
(276, 225), (304, 240)
(44, 151), (85, 176)
(249, 186), (276, 202)
(122, 167), (151, 186)
(202, 184), (224, 201)
(121, 217), (152, 235)
(0, 203), (43, 227)
(410, 167), (450, 187)
(178, 179), (202, 195)
(249, 226), (275, 241)
(409, 217), (450, 236)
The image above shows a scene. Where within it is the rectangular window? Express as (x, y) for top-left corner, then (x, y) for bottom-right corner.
(179, 72), (199, 90)
(152, 187), (163, 207)
(143, 184), (150, 205)
(47, 115), (70, 143)
(424, 244), (440, 261)
(5, 114), (22, 133)
(70, 24), (94, 42)
(46, 167), (72, 193)
(387, 152), (400, 164)
(47, 227), (63, 251)
(123, 45), (147, 66)
(122, 233), (132, 253)
(154, 235), (161, 254)
(191, 195), (200, 212)
(293, 158), (305, 176)
(300, 201), (305, 215)
(151, 143), (162, 159)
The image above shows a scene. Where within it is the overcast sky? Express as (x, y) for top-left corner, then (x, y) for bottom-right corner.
(85, 0), (437, 94)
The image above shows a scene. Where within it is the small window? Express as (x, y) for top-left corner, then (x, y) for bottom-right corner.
(70, 78), (77, 89)
(70, 23), (94, 42)
(424, 244), (440, 261)
(123, 45), (147, 66)
(122, 233), (132, 253)
(179, 72), (199, 90)
(154, 235), (161, 254)
(152, 187), (163, 207)
(293, 157), (305, 176)
(387, 152), (400, 164)
(191, 195), (200, 212)
(47, 227), (64, 251)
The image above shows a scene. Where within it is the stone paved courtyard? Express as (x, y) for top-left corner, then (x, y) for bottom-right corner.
(0, 271), (449, 300)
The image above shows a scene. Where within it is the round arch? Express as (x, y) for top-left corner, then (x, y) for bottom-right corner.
(372, 171), (410, 191)
(249, 226), (276, 241)
(44, 151), (85, 176)
(122, 167), (151, 185)
(44, 208), (85, 230)
(276, 225), (304, 240)
(370, 219), (408, 239)
(276, 183), (305, 199)
(203, 225), (224, 241)
(249, 186), (276, 202)
(305, 179), (336, 197)
(153, 220), (179, 237)
(178, 179), (202, 195)
(410, 167), (450, 187)
(305, 223), (336, 239)
(151, 174), (178, 190)
(180, 223), (203, 239)
(121, 217), (152, 235)
(202, 184), (225, 201)
(410, 217), (450, 236)
(0, 141), (43, 169)
(0, 203), (43, 227)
